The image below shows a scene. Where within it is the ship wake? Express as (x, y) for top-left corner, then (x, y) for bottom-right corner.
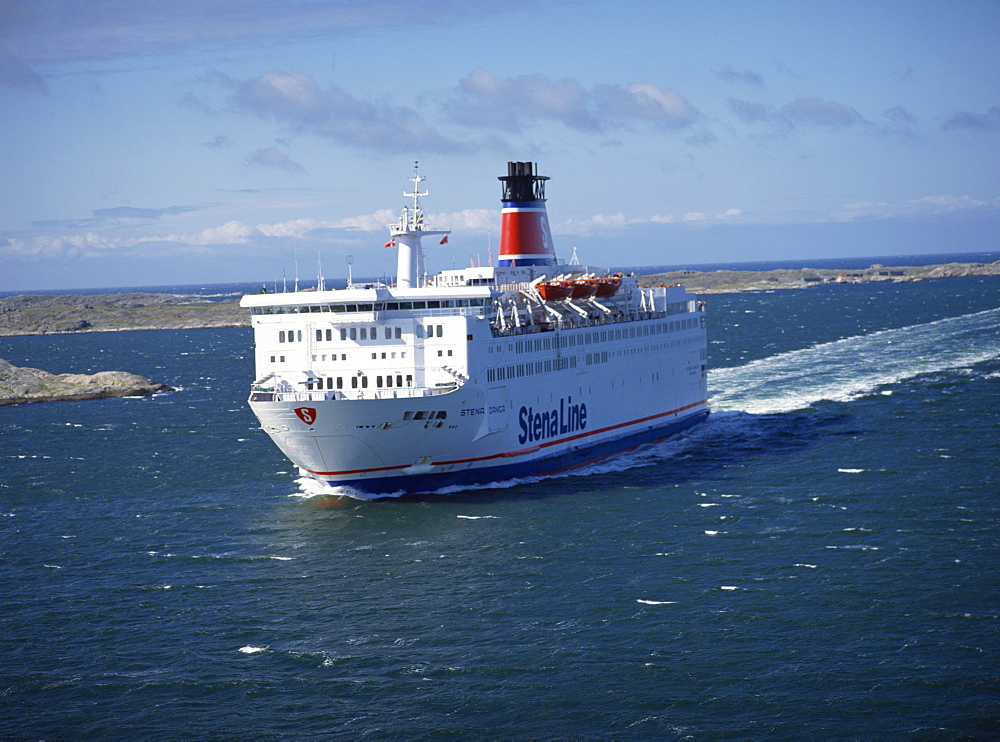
(708, 307), (1000, 415)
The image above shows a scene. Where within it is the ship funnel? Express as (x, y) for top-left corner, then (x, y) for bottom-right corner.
(497, 161), (556, 267)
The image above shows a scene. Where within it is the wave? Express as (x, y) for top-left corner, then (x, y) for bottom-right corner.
(709, 307), (1000, 414)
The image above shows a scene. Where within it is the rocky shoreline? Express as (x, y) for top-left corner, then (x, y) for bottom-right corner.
(1, 261), (997, 338)
(637, 260), (1000, 293)
(0, 357), (174, 406)
(0, 292), (247, 337)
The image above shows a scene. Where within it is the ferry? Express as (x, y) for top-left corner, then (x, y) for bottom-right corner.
(240, 162), (709, 496)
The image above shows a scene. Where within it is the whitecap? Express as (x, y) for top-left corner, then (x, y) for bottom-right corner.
(637, 599), (677, 605)
(239, 645), (267, 654)
(720, 585), (739, 590)
(456, 515), (498, 520)
(838, 468), (865, 473)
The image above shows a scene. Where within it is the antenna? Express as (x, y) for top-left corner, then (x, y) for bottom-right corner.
(346, 254), (353, 288)
(294, 247), (299, 292)
(317, 251), (325, 292)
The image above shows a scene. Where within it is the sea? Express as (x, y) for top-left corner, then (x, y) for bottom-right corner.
(2, 257), (999, 739)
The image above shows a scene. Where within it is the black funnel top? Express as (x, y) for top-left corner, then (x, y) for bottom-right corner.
(499, 161), (549, 203)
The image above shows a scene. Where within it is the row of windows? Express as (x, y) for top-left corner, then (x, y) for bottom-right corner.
(496, 317), (700, 355)
(250, 298), (489, 315)
(486, 356), (578, 383)
(306, 374), (414, 391)
(279, 324), (446, 343)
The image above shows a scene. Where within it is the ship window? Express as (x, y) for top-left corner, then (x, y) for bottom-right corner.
(345, 304), (357, 312)
(381, 353), (386, 359)
(280, 356), (285, 362)
(437, 350), (443, 357)
(279, 330), (285, 343)
(386, 375), (393, 387)
(350, 328), (357, 340)
(357, 304), (373, 311)
(360, 328), (367, 340)
(270, 355), (275, 362)
(340, 328), (347, 341)
(396, 375), (403, 387)
(427, 300), (440, 308)
(337, 377), (343, 389)
(436, 325), (443, 337)
(448, 350), (453, 356)
(326, 329), (332, 341)
(361, 377), (368, 388)
(398, 302), (412, 310)
(326, 378), (333, 389)
(406, 374), (413, 387)
(413, 301), (426, 309)
(395, 327), (402, 339)
(372, 353), (377, 360)
(341, 354), (347, 360)
(316, 330), (322, 341)
(384, 327), (391, 339)
(351, 377), (358, 389)
(376, 376), (383, 388)
(404, 411), (414, 420)
(297, 330), (302, 342)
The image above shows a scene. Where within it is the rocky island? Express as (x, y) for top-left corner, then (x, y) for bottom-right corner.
(638, 260), (1000, 293)
(1, 261), (997, 338)
(0, 292), (247, 337)
(0, 357), (174, 406)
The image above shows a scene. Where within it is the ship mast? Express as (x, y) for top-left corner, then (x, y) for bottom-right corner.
(391, 162), (450, 289)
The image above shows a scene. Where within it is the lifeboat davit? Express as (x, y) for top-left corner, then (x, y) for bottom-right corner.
(537, 280), (572, 301)
(594, 277), (621, 297)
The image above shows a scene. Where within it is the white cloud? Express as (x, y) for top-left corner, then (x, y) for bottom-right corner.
(446, 69), (698, 133)
(832, 194), (1000, 221)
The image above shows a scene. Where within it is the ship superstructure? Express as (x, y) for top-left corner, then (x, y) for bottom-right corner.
(240, 162), (708, 496)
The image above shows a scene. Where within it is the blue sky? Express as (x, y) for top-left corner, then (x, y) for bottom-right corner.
(2, 0), (998, 291)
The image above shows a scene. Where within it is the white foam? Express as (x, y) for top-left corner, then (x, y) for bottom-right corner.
(709, 307), (1000, 414)
(720, 585), (739, 590)
(838, 468), (865, 473)
(637, 599), (677, 605)
(239, 645), (267, 654)
(456, 515), (499, 520)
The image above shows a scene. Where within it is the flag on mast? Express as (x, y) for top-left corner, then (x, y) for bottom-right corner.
(439, 235), (449, 245)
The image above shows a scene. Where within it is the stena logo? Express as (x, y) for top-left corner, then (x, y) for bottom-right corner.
(517, 396), (587, 445)
(294, 407), (317, 425)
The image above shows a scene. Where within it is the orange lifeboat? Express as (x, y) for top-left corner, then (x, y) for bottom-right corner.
(570, 279), (598, 299)
(537, 280), (572, 301)
(594, 276), (621, 297)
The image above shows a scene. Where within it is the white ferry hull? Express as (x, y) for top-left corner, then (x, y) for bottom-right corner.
(253, 393), (707, 495)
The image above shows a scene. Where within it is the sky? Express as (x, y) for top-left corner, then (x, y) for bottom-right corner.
(2, 0), (999, 292)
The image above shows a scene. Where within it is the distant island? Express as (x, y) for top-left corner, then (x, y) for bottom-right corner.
(637, 260), (1000, 293)
(0, 357), (174, 406)
(0, 292), (246, 337)
(2, 260), (998, 337)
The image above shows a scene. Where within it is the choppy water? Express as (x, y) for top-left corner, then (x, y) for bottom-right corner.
(2, 276), (999, 738)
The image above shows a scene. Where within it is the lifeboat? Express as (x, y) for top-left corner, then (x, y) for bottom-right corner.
(537, 280), (573, 301)
(594, 276), (621, 297)
(570, 279), (598, 300)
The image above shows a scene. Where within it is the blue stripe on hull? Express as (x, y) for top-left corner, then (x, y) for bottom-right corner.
(322, 409), (709, 496)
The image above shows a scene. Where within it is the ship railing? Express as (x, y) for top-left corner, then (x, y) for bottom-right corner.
(488, 308), (689, 338)
(249, 385), (457, 403)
